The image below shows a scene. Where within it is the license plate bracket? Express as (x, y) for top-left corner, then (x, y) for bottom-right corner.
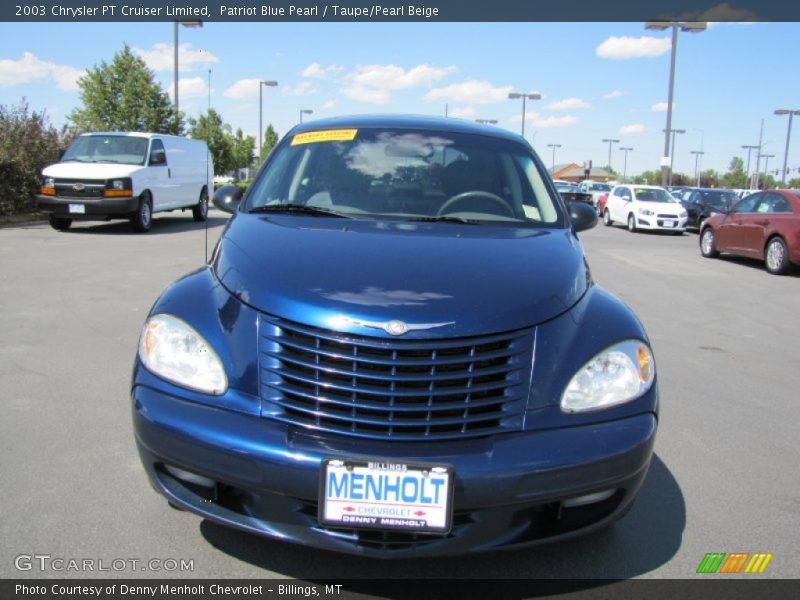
(319, 458), (454, 534)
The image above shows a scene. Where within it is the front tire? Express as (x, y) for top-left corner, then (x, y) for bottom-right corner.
(192, 188), (208, 222)
(627, 213), (637, 233)
(700, 227), (719, 258)
(765, 237), (790, 275)
(131, 194), (153, 232)
(603, 209), (612, 226)
(48, 215), (72, 231)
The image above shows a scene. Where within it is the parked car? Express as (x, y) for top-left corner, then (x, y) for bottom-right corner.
(37, 132), (213, 232)
(678, 188), (738, 230)
(577, 180), (612, 208)
(555, 181), (593, 206)
(603, 184), (688, 233)
(699, 189), (800, 274)
(132, 115), (658, 557)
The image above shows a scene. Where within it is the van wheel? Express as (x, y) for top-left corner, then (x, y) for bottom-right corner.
(49, 215), (72, 231)
(131, 194), (153, 232)
(192, 188), (208, 222)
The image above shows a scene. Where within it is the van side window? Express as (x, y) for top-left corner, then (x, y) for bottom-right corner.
(149, 139), (167, 166)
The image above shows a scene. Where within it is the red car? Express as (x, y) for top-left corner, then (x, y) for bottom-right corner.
(699, 190), (800, 274)
(597, 193), (608, 215)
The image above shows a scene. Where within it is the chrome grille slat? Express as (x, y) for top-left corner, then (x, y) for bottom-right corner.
(259, 316), (533, 441)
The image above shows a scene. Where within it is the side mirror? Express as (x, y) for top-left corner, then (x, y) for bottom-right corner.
(568, 200), (598, 233)
(213, 185), (244, 214)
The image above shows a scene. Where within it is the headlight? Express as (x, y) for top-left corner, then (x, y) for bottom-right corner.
(44, 177), (55, 188)
(105, 178), (132, 197)
(111, 179), (125, 190)
(561, 340), (654, 413)
(138, 314), (227, 395)
(637, 208), (654, 216)
(679, 210), (687, 218)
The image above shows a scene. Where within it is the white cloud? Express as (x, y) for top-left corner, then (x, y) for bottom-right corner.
(132, 43), (218, 72)
(168, 77), (208, 101)
(619, 124), (646, 135)
(424, 80), (513, 104)
(449, 106), (477, 118)
(223, 78), (265, 99)
(301, 63), (343, 79)
(603, 90), (623, 99)
(348, 64), (457, 91)
(0, 52), (84, 91)
(651, 101), (676, 112)
(341, 85), (391, 105)
(546, 97), (589, 110)
(321, 99), (337, 110)
(281, 81), (318, 96)
(513, 113), (579, 128)
(596, 36), (671, 59)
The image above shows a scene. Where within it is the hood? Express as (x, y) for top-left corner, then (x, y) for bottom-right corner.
(212, 215), (590, 338)
(42, 162), (143, 179)
(638, 201), (684, 214)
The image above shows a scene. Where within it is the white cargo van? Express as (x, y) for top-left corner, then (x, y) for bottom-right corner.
(37, 132), (214, 232)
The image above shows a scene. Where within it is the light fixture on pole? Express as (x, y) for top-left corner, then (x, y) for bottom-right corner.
(662, 128), (685, 185)
(475, 119), (498, 124)
(690, 150), (704, 186)
(508, 92), (541, 138)
(774, 109), (800, 185)
(646, 21), (707, 186)
(173, 20), (203, 127)
(258, 80), (278, 160)
(741, 144), (758, 189)
(620, 147), (633, 182)
(602, 138), (620, 174)
(547, 143), (561, 173)
(299, 109), (313, 124)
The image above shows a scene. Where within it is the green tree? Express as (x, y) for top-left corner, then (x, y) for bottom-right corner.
(259, 124), (279, 163)
(188, 108), (233, 175)
(69, 45), (180, 134)
(787, 177), (800, 188)
(0, 100), (72, 216)
(721, 156), (747, 189)
(698, 169), (720, 188)
(230, 128), (255, 177)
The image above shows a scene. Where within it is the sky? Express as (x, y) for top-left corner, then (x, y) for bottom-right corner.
(1, 20), (799, 179)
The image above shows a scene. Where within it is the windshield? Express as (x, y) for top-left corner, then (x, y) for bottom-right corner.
(589, 183), (611, 192)
(700, 191), (736, 207)
(62, 135), (148, 165)
(634, 188), (676, 203)
(245, 127), (564, 226)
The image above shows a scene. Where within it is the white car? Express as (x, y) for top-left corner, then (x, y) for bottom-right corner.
(603, 184), (688, 233)
(577, 180), (613, 208)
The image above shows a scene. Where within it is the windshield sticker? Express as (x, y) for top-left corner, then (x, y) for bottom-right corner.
(291, 129), (358, 146)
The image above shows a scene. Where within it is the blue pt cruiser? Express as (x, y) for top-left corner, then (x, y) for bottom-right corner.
(132, 115), (658, 557)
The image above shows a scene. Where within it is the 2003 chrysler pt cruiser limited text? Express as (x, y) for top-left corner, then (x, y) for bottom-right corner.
(132, 115), (658, 557)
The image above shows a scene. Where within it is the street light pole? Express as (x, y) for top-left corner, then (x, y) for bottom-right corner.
(774, 109), (800, 185)
(620, 147), (633, 182)
(299, 109), (313, 124)
(662, 128), (685, 186)
(258, 80), (278, 160)
(508, 92), (541, 139)
(173, 20), (203, 128)
(547, 143), (561, 173)
(741, 144), (758, 188)
(602, 138), (620, 174)
(646, 21), (706, 186)
(762, 154), (775, 185)
(752, 118), (764, 190)
(691, 150), (704, 186)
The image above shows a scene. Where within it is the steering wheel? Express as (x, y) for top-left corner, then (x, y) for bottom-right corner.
(436, 191), (514, 217)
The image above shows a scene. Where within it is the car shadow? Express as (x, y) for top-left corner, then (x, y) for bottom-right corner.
(715, 254), (800, 278)
(198, 454), (683, 586)
(65, 213), (230, 236)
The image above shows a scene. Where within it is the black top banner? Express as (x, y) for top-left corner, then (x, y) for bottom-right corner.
(2, 0), (799, 22)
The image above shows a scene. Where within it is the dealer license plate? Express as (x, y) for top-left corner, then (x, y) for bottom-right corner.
(319, 459), (454, 534)
(68, 204), (85, 214)
(662, 220), (675, 228)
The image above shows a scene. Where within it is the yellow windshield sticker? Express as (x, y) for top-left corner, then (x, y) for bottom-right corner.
(291, 129), (358, 145)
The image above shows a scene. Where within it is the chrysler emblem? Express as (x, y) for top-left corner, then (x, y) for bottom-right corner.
(384, 320), (408, 336)
(72, 183), (85, 192)
(329, 316), (454, 336)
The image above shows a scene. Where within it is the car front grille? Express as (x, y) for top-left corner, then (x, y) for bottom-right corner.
(54, 179), (105, 199)
(657, 213), (678, 218)
(258, 316), (534, 441)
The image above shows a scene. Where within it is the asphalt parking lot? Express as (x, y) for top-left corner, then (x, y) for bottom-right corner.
(1, 212), (798, 581)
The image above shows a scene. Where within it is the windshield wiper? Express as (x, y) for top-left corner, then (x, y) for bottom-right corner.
(60, 158), (90, 163)
(248, 204), (352, 218)
(408, 216), (480, 224)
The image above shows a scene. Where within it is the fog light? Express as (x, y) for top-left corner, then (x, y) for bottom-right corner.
(164, 464), (215, 488)
(561, 489), (616, 508)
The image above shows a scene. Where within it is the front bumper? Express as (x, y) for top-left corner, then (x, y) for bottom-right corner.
(634, 215), (687, 231)
(133, 383), (657, 557)
(36, 194), (138, 219)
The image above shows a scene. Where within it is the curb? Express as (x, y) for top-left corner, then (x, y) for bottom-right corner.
(0, 213), (48, 229)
